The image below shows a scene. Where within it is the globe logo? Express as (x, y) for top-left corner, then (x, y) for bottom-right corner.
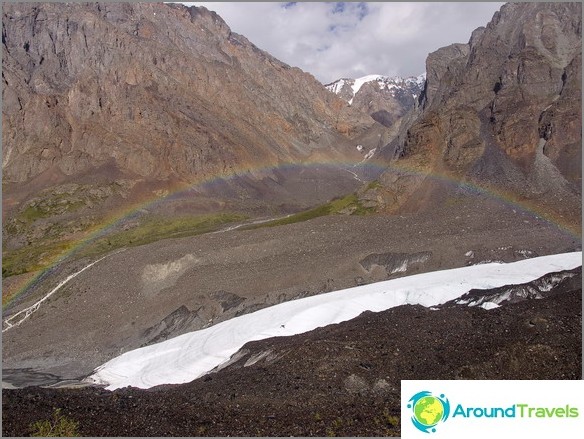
(407, 391), (450, 433)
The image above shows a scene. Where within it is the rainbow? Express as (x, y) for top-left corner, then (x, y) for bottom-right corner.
(3, 155), (581, 309)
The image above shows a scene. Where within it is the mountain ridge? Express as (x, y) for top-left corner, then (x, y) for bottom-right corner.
(2, 2), (379, 189)
(325, 73), (426, 127)
(366, 2), (581, 225)
(2, 1), (389, 273)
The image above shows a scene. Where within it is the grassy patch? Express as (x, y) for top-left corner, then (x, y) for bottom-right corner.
(18, 199), (86, 224)
(366, 180), (382, 190)
(2, 240), (76, 279)
(20, 205), (47, 222)
(372, 409), (400, 436)
(30, 409), (80, 437)
(3, 212), (247, 280)
(81, 212), (247, 257)
(244, 193), (375, 230)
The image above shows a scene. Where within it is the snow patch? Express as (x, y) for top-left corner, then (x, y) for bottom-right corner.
(88, 252), (581, 390)
(389, 260), (408, 274)
(351, 74), (385, 95)
(516, 249), (534, 258)
(327, 79), (346, 95)
(480, 302), (499, 310)
(451, 269), (578, 309)
(474, 260), (505, 265)
(326, 72), (426, 106)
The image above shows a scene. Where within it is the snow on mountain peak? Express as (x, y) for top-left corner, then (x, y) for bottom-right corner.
(325, 73), (426, 106)
(414, 72), (426, 87)
(327, 78), (347, 95)
(351, 74), (385, 95)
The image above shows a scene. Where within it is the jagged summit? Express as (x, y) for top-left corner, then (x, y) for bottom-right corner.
(325, 73), (426, 127)
(326, 73), (426, 103)
(372, 2), (581, 225)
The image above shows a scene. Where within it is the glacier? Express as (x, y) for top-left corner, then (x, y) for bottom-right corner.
(88, 252), (582, 390)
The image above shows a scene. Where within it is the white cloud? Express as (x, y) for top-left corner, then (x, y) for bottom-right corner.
(177, 2), (504, 83)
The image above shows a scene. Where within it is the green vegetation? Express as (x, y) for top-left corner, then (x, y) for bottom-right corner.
(366, 180), (382, 190)
(81, 212), (247, 257)
(312, 409), (399, 436)
(29, 409), (80, 437)
(2, 240), (76, 279)
(325, 418), (345, 436)
(243, 193), (375, 230)
(18, 198), (87, 224)
(372, 409), (400, 436)
(10, 182), (122, 237)
(2, 212), (247, 280)
(20, 205), (49, 222)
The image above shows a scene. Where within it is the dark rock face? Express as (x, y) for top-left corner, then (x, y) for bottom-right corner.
(359, 251), (432, 276)
(2, 2), (375, 188)
(326, 75), (425, 127)
(442, 266), (581, 308)
(378, 2), (581, 223)
(140, 305), (204, 347)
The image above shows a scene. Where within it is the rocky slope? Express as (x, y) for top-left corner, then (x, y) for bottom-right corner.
(2, 2), (377, 185)
(2, 5), (581, 434)
(2, 267), (581, 436)
(369, 2), (581, 225)
(2, 2), (386, 280)
(326, 74), (425, 127)
(2, 3), (384, 241)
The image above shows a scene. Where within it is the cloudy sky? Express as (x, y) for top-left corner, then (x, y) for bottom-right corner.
(179, 2), (504, 84)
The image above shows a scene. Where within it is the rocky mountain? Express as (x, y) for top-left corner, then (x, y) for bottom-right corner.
(325, 74), (425, 127)
(2, 4), (582, 434)
(2, 2), (393, 277)
(2, 2), (380, 213)
(370, 2), (581, 225)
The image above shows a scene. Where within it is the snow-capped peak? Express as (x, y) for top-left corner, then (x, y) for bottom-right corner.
(327, 78), (347, 95)
(351, 74), (386, 95)
(325, 73), (426, 106)
(410, 72), (426, 88)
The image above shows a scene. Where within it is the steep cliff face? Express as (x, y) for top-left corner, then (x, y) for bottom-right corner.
(377, 2), (581, 221)
(2, 2), (375, 187)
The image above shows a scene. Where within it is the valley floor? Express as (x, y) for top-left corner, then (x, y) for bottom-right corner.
(3, 194), (580, 385)
(2, 193), (581, 436)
